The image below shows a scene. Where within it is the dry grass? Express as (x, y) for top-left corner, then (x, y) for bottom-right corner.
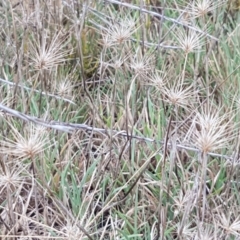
(0, 0), (240, 239)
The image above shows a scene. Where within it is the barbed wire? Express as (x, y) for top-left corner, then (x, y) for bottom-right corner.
(0, 102), (234, 161)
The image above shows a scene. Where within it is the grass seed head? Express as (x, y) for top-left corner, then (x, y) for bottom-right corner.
(177, 222), (195, 239)
(0, 163), (27, 192)
(190, 0), (227, 18)
(0, 123), (49, 160)
(102, 17), (137, 46)
(218, 213), (240, 237)
(192, 225), (215, 240)
(174, 28), (206, 54)
(160, 79), (195, 109)
(149, 70), (167, 89)
(29, 31), (70, 72)
(54, 77), (74, 100)
(188, 106), (235, 153)
(130, 50), (155, 79)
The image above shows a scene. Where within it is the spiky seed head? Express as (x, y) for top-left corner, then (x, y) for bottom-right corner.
(149, 70), (166, 88)
(190, 0), (226, 18)
(160, 79), (195, 109)
(174, 28), (206, 54)
(101, 33), (112, 48)
(177, 222), (195, 238)
(218, 213), (240, 237)
(54, 78), (74, 100)
(0, 123), (49, 160)
(29, 31), (70, 72)
(192, 226), (215, 240)
(130, 50), (155, 78)
(187, 107), (234, 153)
(102, 17), (137, 46)
(0, 163), (26, 192)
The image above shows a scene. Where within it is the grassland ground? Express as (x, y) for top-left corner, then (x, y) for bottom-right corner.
(0, 0), (240, 239)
